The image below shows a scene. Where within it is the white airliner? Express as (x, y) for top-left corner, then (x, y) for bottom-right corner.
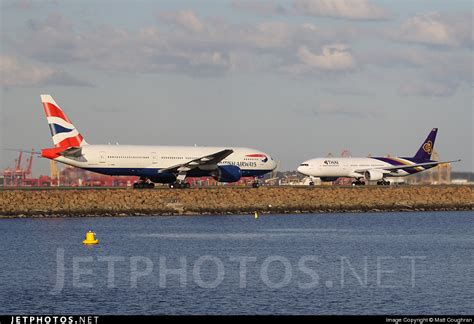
(297, 128), (460, 186)
(40, 95), (277, 188)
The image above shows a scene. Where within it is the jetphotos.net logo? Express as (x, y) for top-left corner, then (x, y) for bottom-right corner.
(9, 316), (99, 324)
(50, 249), (426, 294)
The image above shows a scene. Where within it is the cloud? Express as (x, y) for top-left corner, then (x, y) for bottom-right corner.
(293, 0), (388, 20)
(398, 12), (453, 46)
(156, 10), (204, 32)
(0, 55), (92, 87)
(297, 44), (356, 71)
(322, 86), (369, 96)
(9, 11), (367, 78)
(1, 0), (59, 12)
(399, 81), (457, 97)
(396, 12), (473, 48)
(0, 55), (55, 86)
(13, 13), (78, 64)
(231, 0), (287, 16)
(305, 102), (380, 118)
(359, 48), (471, 97)
(43, 71), (94, 87)
(248, 22), (293, 48)
(174, 10), (205, 33)
(2, 0), (32, 11)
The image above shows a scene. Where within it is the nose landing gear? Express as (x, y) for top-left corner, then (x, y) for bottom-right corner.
(251, 178), (261, 188)
(133, 178), (155, 189)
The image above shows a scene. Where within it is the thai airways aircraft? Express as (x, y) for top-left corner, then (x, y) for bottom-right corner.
(40, 95), (277, 188)
(297, 128), (460, 186)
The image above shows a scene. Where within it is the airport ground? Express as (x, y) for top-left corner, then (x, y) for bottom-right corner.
(0, 185), (471, 218)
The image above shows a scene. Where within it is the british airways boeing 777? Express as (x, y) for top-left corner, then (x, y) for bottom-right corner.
(40, 95), (277, 188)
(297, 128), (460, 186)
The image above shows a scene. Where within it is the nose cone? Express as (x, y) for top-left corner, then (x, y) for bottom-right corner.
(264, 153), (277, 171)
(269, 157), (277, 170)
(261, 152), (277, 170)
(297, 161), (310, 175)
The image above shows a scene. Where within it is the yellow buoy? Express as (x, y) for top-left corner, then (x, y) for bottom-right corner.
(83, 230), (99, 245)
(254, 211), (259, 219)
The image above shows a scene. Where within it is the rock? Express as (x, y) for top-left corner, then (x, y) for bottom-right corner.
(0, 185), (472, 217)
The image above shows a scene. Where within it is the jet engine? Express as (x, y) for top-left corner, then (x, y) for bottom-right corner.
(364, 170), (384, 181)
(212, 165), (242, 183)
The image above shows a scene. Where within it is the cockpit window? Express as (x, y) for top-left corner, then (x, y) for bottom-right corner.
(300, 163), (309, 166)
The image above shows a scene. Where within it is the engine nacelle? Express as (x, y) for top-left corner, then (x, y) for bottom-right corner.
(364, 170), (384, 181)
(212, 165), (242, 183)
(320, 177), (339, 182)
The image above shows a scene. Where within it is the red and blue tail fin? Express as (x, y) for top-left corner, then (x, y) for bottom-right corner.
(413, 128), (437, 162)
(41, 95), (88, 148)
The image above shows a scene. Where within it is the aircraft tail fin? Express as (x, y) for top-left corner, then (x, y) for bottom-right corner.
(413, 128), (437, 162)
(41, 95), (88, 148)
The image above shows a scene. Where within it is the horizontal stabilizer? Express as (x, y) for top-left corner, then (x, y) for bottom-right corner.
(59, 146), (83, 158)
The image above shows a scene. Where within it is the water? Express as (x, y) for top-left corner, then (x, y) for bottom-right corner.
(0, 212), (472, 315)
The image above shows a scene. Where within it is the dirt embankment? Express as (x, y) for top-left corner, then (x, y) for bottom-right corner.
(0, 186), (472, 218)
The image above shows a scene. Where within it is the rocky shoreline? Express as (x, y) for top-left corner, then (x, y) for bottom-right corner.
(0, 185), (472, 218)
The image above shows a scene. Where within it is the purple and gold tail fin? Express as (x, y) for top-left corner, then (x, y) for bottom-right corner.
(413, 128), (437, 162)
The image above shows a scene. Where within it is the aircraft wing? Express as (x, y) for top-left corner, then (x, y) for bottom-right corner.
(354, 159), (461, 174)
(158, 149), (234, 174)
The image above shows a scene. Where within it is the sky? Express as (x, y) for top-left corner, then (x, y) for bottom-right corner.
(0, 0), (472, 175)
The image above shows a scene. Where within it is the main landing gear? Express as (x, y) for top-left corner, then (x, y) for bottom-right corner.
(169, 182), (191, 189)
(377, 179), (391, 186)
(133, 178), (155, 189)
(351, 179), (365, 186)
(168, 173), (191, 189)
(252, 178), (261, 188)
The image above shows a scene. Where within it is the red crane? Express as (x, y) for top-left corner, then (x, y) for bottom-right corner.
(26, 150), (34, 177)
(15, 151), (23, 171)
(13, 151), (24, 185)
